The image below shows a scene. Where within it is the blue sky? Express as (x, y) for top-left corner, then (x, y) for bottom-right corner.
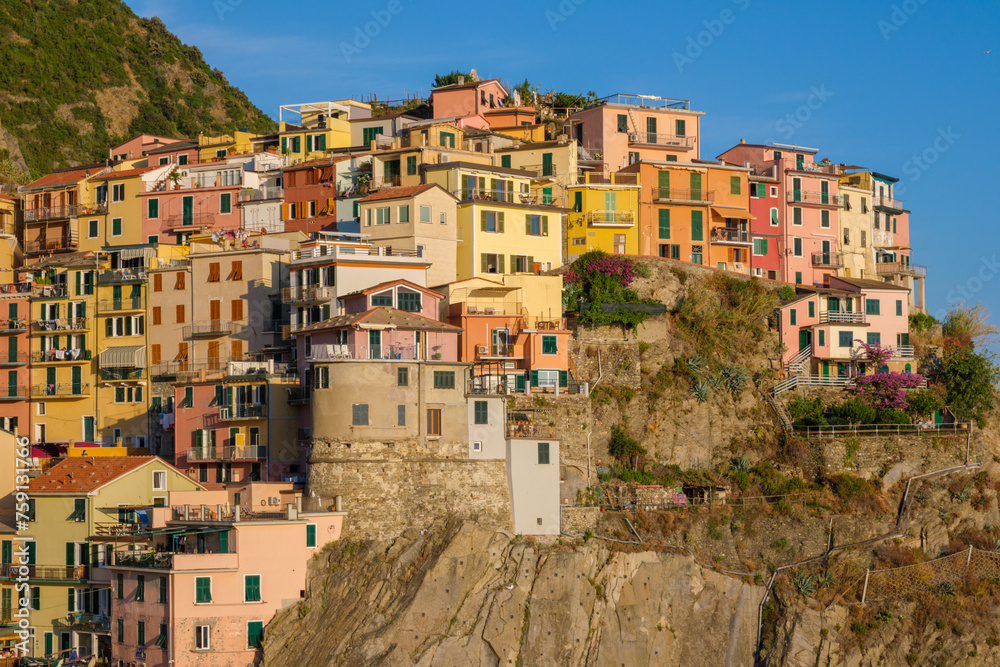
(126, 0), (999, 323)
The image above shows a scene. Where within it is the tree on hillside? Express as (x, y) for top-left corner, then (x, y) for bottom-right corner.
(432, 70), (471, 88)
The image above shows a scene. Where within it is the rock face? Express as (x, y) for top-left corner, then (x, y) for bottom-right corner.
(263, 519), (764, 666)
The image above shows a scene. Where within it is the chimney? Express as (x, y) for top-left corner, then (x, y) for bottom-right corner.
(457, 75), (465, 85)
(740, 138), (746, 144)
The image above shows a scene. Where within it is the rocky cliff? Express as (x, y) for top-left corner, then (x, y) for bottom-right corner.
(263, 519), (764, 666)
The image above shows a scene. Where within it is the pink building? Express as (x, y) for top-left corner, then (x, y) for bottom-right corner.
(748, 172), (781, 280)
(138, 158), (247, 244)
(144, 140), (200, 168)
(719, 142), (842, 287)
(108, 484), (343, 667)
(776, 277), (913, 378)
(110, 134), (186, 163)
(431, 78), (508, 119)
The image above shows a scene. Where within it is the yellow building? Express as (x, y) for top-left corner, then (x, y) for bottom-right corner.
(423, 163), (566, 279)
(494, 139), (579, 209)
(274, 100), (370, 164)
(566, 171), (641, 260)
(370, 122), (496, 190)
(22, 456), (203, 660)
(83, 164), (172, 252)
(26, 254), (99, 445)
(0, 194), (22, 273)
(197, 130), (259, 162)
(837, 183), (873, 279)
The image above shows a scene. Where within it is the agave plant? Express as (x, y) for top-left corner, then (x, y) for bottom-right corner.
(692, 381), (711, 402)
(732, 455), (752, 473)
(793, 574), (818, 597)
(686, 355), (707, 372)
(817, 569), (835, 589)
(721, 364), (750, 396)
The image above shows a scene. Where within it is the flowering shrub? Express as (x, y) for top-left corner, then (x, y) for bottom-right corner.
(563, 251), (659, 327)
(845, 341), (924, 411)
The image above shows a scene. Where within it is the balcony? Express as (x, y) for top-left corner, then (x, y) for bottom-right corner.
(0, 318), (28, 333)
(872, 230), (895, 247)
(32, 349), (91, 364)
(99, 367), (145, 381)
(25, 234), (80, 254)
(32, 317), (88, 333)
(96, 269), (147, 284)
(627, 132), (695, 148)
(238, 186), (284, 202)
(0, 563), (89, 582)
(811, 252), (844, 268)
(787, 190), (843, 206)
(522, 163), (557, 179)
(710, 227), (750, 245)
(875, 262), (927, 278)
(790, 162), (839, 176)
(818, 311), (866, 324)
(873, 194), (904, 211)
(281, 285), (335, 303)
(0, 351), (28, 366)
(287, 386), (311, 404)
(99, 298), (143, 312)
(0, 386), (27, 401)
(151, 358), (228, 378)
(579, 172), (638, 186)
(114, 551), (173, 570)
(585, 210), (635, 227)
(653, 187), (714, 204)
(453, 187), (517, 204)
(24, 203), (106, 222)
(219, 403), (267, 420)
(186, 320), (236, 337)
(31, 383), (90, 398)
(308, 343), (431, 361)
(188, 444), (266, 461)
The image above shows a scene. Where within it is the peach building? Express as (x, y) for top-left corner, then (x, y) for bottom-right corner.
(431, 77), (508, 119)
(107, 484), (343, 667)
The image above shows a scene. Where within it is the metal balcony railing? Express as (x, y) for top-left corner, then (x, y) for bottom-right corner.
(32, 383), (90, 397)
(25, 234), (79, 254)
(653, 187), (714, 203)
(710, 227), (750, 244)
(186, 320), (236, 337)
(791, 162), (839, 175)
(627, 132), (695, 148)
(788, 190), (843, 206)
(453, 188), (517, 203)
(32, 317), (88, 332)
(873, 194), (904, 210)
(99, 298), (143, 311)
(0, 351), (28, 365)
(24, 203), (106, 222)
(32, 349), (91, 363)
(188, 444), (266, 461)
(0, 318), (28, 332)
(291, 245), (423, 261)
(876, 262), (927, 278)
(0, 563), (88, 581)
(151, 358), (227, 377)
(219, 404), (267, 420)
(586, 210), (635, 226)
(819, 311), (865, 324)
(99, 367), (145, 381)
(97, 269), (147, 284)
(238, 186), (284, 202)
(281, 285), (335, 302)
(811, 252), (844, 268)
(0, 386), (28, 400)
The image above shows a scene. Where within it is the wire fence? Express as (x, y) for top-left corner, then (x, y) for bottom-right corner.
(861, 546), (1000, 604)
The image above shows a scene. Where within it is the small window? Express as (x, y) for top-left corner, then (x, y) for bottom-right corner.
(244, 575), (261, 602)
(136, 575), (145, 601)
(117, 573), (124, 599)
(474, 400), (488, 425)
(397, 404), (406, 426)
(195, 577), (212, 604)
(839, 331), (853, 348)
(88, 219), (98, 238)
(866, 299), (881, 316)
(352, 404), (369, 426)
(433, 371), (455, 389)
(541, 335), (558, 355)
(70, 498), (86, 522)
(427, 408), (442, 436)
(538, 442), (550, 464)
(152, 470), (166, 491)
(117, 618), (124, 644)
(195, 625), (210, 650)
(248, 620), (264, 649)
(159, 577), (167, 603)
(789, 309), (797, 326)
(306, 524), (317, 548)
(397, 367), (409, 386)
(220, 193), (232, 214)
(111, 218), (122, 236)
(419, 205), (431, 223)
(808, 301), (815, 318)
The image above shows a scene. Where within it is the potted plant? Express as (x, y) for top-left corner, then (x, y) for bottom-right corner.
(357, 174), (371, 194)
(432, 352), (442, 360)
(168, 169), (182, 190)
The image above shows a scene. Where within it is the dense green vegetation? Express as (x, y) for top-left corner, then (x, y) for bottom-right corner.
(563, 251), (660, 327)
(0, 0), (275, 177)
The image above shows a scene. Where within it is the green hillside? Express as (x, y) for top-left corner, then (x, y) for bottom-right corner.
(0, 0), (275, 178)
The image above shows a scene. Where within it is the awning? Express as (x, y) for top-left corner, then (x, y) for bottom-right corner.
(711, 206), (755, 220)
(99, 345), (146, 368)
(117, 247), (154, 262)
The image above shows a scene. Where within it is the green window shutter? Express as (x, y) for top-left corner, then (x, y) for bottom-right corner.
(221, 193), (232, 214)
(306, 524), (317, 547)
(501, 155), (511, 168)
(525, 214), (532, 235)
(790, 309), (797, 326)
(149, 199), (158, 218)
(66, 542), (75, 566)
(480, 210), (487, 232)
(675, 119), (686, 136)
(498, 211), (504, 233)
(319, 134), (326, 150)
(542, 216), (548, 236)
(306, 134), (313, 152)
(762, 238), (768, 254)
(67, 588), (74, 612)
(896, 300), (903, 316)
(794, 208), (802, 225)
(406, 155), (416, 175)
(498, 254), (505, 273)
(808, 301), (815, 318)
(559, 370), (568, 387)
(658, 209), (670, 239)
(657, 170), (670, 196)
(730, 176), (740, 195)
(819, 330), (825, 346)
(691, 211), (702, 241)
(481, 254), (488, 273)
(248, 621), (264, 649)
(281, 137), (287, 153)
(527, 255), (534, 270)
(795, 271), (802, 285)
(530, 370), (539, 387)
(573, 191), (582, 213)
(75, 271), (81, 295)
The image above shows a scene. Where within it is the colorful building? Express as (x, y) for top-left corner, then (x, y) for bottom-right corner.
(422, 162), (564, 279)
(23, 456), (203, 661)
(748, 170), (781, 279)
(566, 170), (641, 259)
(0, 279), (33, 433)
(20, 165), (109, 263)
(431, 78), (508, 119)
(566, 94), (703, 173)
(438, 275), (571, 394)
(357, 184), (459, 287)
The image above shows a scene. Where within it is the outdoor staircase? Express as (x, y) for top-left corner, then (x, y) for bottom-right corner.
(784, 345), (812, 375)
(758, 385), (794, 433)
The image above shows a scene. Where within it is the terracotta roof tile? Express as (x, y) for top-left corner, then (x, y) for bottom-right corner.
(358, 184), (444, 203)
(89, 166), (157, 181)
(23, 165), (107, 189)
(29, 456), (160, 493)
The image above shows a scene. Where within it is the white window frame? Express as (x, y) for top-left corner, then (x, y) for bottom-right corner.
(770, 207), (779, 227)
(793, 237), (803, 257)
(770, 186), (777, 197)
(111, 217), (123, 237)
(792, 208), (802, 226)
(244, 574), (262, 603)
(195, 625), (210, 650)
(112, 183), (125, 203)
(194, 576), (213, 605)
(36, 403), (45, 416)
(307, 201), (315, 218)
(536, 370), (559, 390)
(152, 470), (167, 491)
